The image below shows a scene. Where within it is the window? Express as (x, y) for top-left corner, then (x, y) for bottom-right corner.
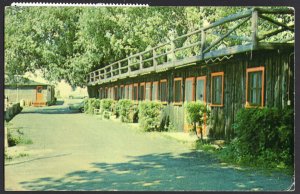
(139, 82), (145, 101)
(246, 67), (264, 107)
(185, 77), (195, 102)
(125, 85), (129, 99)
(128, 84), (133, 100)
(114, 86), (118, 100)
(145, 82), (152, 100)
(110, 87), (114, 99)
(99, 88), (103, 99)
(37, 86), (42, 93)
(120, 85), (124, 99)
(105, 87), (108, 99)
(196, 76), (206, 102)
(133, 84), (138, 101)
(211, 72), (224, 106)
(159, 79), (168, 103)
(152, 81), (158, 101)
(174, 78), (183, 104)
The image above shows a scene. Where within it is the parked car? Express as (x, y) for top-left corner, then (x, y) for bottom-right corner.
(68, 101), (85, 112)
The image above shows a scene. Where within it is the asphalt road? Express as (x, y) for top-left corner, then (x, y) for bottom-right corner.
(5, 101), (293, 191)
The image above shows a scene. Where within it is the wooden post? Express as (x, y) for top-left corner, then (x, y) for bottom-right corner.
(139, 55), (143, 70)
(128, 58), (131, 75)
(118, 62), (121, 75)
(200, 30), (206, 59)
(171, 40), (176, 66)
(251, 10), (258, 49)
(104, 68), (107, 79)
(110, 65), (113, 78)
(153, 49), (157, 70)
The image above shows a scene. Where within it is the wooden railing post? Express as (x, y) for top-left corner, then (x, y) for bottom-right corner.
(104, 68), (107, 79)
(139, 55), (143, 70)
(171, 40), (176, 66)
(153, 49), (157, 70)
(128, 58), (131, 76)
(118, 62), (121, 75)
(251, 9), (258, 49)
(200, 30), (206, 59)
(110, 65), (113, 78)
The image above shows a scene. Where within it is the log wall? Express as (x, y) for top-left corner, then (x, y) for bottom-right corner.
(88, 48), (294, 140)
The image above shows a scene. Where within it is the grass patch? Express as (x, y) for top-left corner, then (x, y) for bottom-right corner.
(7, 126), (33, 147)
(193, 140), (294, 176)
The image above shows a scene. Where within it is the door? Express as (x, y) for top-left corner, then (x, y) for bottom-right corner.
(196, 76), (207, 137)
(36, 86), (43, 102)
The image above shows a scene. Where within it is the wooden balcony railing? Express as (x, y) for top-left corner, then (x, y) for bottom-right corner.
(88, 7), (294, 85)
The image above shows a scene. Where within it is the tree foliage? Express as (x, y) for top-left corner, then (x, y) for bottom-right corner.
(5, 7), (293, 86)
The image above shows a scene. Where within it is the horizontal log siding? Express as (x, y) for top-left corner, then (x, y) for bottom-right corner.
(88, 48), (293, 140)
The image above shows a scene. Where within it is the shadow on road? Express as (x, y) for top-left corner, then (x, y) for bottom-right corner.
(19, 151), (291, 191)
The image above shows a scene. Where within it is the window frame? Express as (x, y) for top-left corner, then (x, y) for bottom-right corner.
(159, 79), (168, 104)
(184, 77), (195, 102)
(145, 82), (152, 101)
(139, 82), (146, 101)
(196, 76), (206, 102)
(152, 81), (159, 101)
(246, 66), (265, 107)
(173, 77), (183, 105)
(210, 72), (224, 107)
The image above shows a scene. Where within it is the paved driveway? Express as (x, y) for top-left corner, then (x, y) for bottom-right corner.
(5, 103), (293, 191)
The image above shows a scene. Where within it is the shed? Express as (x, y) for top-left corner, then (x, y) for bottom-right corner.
(5, 79), (55, 107)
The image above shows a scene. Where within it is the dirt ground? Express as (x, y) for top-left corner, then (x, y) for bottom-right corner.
(4, 101), (293, 191)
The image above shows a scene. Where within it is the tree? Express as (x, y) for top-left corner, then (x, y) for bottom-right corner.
(5, 7), (293, 87)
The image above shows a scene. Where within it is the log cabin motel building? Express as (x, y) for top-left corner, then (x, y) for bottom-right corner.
(87, 8), (294, 140)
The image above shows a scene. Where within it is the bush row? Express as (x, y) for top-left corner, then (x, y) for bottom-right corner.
(84, 98), (164, 131)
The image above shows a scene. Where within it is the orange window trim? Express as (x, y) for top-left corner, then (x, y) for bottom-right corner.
(174, 77), (183, 105)
(146, 82), (152, 100)
(210, 72), (224, 107)
(153, 81), (159, 101)
(197, 76), (206, 102)
(160, 79), (168, 103)
(140, 82), (146, 101)
(185, 77), (195, 101)
(246, 66), (265, 108)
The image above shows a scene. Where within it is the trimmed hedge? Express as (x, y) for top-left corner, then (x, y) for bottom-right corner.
(138, 101), (163, 132)
(84, 98), (101, 114)
(221, 107), (294, 168)
(117, 99), (138, 123)
(100, 99), (115, 113)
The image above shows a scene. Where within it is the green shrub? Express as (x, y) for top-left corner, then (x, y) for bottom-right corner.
(138, 101), (163, 132)
(185, 101), (210, 140)
(84, 98), (101, 114)
(7, 130), (21, 146)
(117, 99), (137, 123)
(100, 99), (115, 113)
(221, 107), (294, 168)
